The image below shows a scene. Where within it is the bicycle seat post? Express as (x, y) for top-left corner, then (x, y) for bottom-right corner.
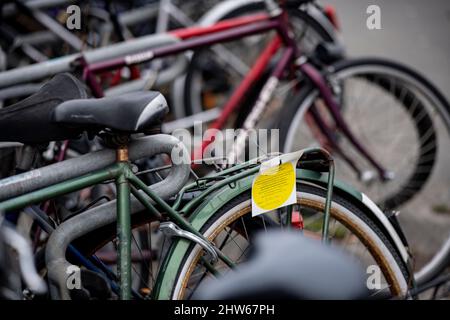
(117, 145), (129, 163)
(112, 135), (132, 300)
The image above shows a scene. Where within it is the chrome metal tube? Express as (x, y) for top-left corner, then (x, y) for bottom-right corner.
(44, 135), (190, 299)
(0, 134), (189, 201)
(0, 34), (182, 88)
(415, 235), (450, 286)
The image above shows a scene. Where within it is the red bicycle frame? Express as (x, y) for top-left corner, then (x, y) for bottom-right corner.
(76, 8), (389, 179)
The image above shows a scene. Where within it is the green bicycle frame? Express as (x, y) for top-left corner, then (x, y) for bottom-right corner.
(0, 149), (336, 300)
(0, 159), (263, 299)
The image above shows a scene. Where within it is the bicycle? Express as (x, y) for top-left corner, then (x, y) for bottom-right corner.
(0, 0), (338, 103)
(0, 2), (344, 264)
(0, 0), (445, 298)
(65, 0), (449, 214)
(0, 74), (412, 299)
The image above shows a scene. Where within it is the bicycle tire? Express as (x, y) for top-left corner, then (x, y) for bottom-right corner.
(55, 183), (410, 299)
(277, 58), (450, 209)
(167, 183), (411, 299)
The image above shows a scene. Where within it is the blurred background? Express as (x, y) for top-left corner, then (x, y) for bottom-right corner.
(0, 0), (449, 299)
(324, 0), (450, 267)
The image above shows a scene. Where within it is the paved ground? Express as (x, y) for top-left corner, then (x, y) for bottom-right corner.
(323, 0), (450, 268)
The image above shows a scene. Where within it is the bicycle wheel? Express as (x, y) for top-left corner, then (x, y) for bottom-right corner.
(63, 183), (410, 300)
(167, 183), (411, 299)
(278, 58), (450, 210)
(179, 4), (336, 117)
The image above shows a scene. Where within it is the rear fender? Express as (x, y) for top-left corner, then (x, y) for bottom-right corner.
(153, 168), (408, 299)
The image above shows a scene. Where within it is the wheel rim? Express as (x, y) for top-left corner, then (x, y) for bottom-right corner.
(173, 193), (408, 299)
(283, 64), (449, 210)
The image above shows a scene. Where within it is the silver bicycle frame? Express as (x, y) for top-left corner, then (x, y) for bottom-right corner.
(0, 33), (187, 95)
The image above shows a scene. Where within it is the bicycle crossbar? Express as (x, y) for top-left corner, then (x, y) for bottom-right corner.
(0, 134), (190, 202)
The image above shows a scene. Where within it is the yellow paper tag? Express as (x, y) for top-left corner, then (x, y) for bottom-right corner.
(252, 162), (295, 211)
(251, 150), (304, 217)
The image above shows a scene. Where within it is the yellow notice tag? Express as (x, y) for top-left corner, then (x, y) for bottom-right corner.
(251, 150), (304, 217)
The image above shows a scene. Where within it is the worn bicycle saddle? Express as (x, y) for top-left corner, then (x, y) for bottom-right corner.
(0, 73), (168, 144)
(0, 73), (88, 144)
(53, 91), (167, 134)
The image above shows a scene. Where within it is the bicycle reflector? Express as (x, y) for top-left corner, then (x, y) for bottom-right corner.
(324, 5), (340, 31)
(292, 210), (304, 230)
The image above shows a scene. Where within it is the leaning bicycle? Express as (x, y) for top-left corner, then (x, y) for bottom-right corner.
(0, 75), (413, 299)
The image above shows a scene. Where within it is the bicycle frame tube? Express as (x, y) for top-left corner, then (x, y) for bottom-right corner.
(170, 13), (270, 39)
(115, 162), (132, 300)
(76, 8), (388, 178)
(0, 144), (340, 300)
(307, 105), (361, 175)
(299, 62), (390, 179)
(192, 35), (283, 163)
(0, 165), (122, 212)
(83, 14), (281, 91)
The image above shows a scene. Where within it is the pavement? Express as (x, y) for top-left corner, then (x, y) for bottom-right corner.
(322, 0), (450, 268)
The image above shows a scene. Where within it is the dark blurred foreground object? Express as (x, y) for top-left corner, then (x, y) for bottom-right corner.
(194, 230), (369, 300)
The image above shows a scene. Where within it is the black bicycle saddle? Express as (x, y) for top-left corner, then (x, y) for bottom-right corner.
(52, 91), (168, 134)
(0, 73), (89, 144)
(0, 73), (168, 144)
